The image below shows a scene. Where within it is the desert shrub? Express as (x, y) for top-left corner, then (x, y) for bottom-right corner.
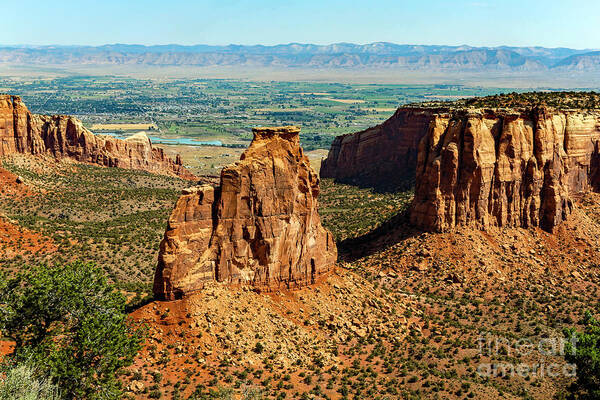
(188, 386), (264, 400)
(0, 262), (145, 400)
(0, 362), (60, 400)
(241, 386), (264, 400)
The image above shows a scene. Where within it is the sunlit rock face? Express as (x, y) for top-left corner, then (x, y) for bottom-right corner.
(0, 94), (193, 179)
(411, 107), (600, 232)
(320, 103), (600, 233)
(154, 126), (337, 300)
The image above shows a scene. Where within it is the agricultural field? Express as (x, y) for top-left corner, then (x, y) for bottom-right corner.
(0, 77), (513, 152)
(91, 122), (159, 131)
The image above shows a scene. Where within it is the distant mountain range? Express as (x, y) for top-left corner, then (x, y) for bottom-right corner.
(1, 43), (598, 72)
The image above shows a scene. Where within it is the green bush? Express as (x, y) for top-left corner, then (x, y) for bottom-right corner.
(564, 311), (600, 399)
(0, 262), (145, 400)
(0, 362), (60, 400)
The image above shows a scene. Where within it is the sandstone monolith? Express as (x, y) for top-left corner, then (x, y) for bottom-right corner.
(154, 126), (337, 299)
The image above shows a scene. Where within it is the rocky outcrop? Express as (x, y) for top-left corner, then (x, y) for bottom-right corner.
(320, 108), (433, 188)
(0, 94), (193, 179)
(411, 107), (600, 232)
(154, 126), (337, 300)
(321, 102), (600, 233)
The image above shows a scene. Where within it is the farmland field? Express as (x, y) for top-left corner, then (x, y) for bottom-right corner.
(91, 122), (158, 131)
(0, 75), (535, 176)
(0, 76), (518, 155)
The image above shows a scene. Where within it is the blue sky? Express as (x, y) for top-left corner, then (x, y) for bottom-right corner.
(4, 0), (599, 49)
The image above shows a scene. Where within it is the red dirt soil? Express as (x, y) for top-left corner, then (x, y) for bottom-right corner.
(0, 216), (57, 257)
(0, 166), (34, 197)
(127, 271), (419, 399)
(0, 166), (56, 257)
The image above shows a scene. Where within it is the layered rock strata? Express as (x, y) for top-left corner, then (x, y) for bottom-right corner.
(321, 104), (600, 232)
(412, 107), (600, 232)
(0, 94), (193, 179)
(154, 126), (337, 300)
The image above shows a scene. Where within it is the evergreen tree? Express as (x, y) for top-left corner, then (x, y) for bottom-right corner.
(0, 262), (145, 399)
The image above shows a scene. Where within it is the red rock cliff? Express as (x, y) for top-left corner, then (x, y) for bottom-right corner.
(411, 107), (600, 232)
(0, 94), (193, 179)
(154, 126), (337, 300)
(320, 108), (433, 187)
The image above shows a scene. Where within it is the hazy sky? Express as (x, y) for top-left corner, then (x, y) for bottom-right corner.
(4, 0), (599, 49)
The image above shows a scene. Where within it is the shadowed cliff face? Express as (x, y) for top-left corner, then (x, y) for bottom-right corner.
(412, 107), (600, 232)
(320, 108), (433, 190)
(154, 126), (337, 300)
(0, 94), (194, 179)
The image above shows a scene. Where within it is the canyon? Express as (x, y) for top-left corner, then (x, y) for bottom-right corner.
(154, 126), (337, 300)
(3, 88), (600, 399)
(0, 94), (193, 179)
(322, 95), (600, 232)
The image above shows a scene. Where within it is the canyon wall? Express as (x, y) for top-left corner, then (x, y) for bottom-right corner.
(154, 126), (337, 300)
(0, 94), (193, 179)
(322, 105), (600, 232)
(412, 107), (600, 232)
(320, 108), (434, 188)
